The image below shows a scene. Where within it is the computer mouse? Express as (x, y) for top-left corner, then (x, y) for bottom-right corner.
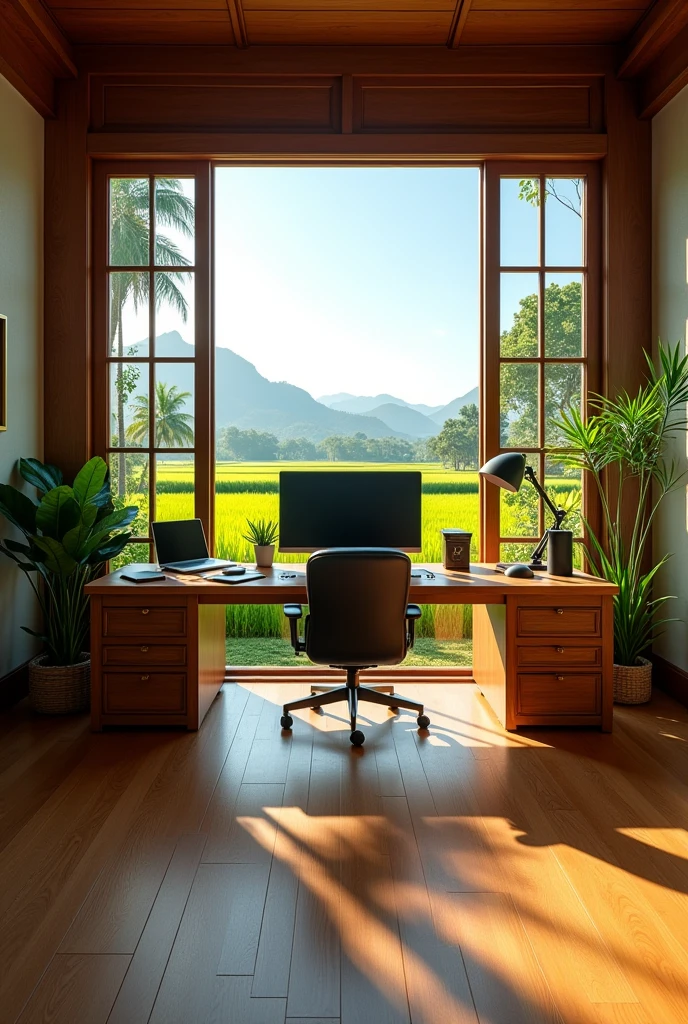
(222, 566), (246, 576)
(505, 563), (534, 579)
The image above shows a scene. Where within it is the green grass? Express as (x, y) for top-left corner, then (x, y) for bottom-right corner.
(226, 637), (473, 667)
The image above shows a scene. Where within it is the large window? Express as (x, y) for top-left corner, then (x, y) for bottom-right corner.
(93, 160), (600, 664)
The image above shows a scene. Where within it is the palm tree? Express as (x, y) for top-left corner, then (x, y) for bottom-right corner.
(110, 178), (194, 494)
(127, 381), (194, 464)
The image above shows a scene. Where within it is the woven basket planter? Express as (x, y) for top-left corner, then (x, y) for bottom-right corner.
(613, 656), (652, 705)
(28, 653), (90, 715)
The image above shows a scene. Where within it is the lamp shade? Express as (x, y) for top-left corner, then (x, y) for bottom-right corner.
(479, 452), (526, 493)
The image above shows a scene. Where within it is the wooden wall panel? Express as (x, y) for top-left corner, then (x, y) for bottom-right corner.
(54, 10), (235, 45)
(243, 12), (451, 45)
(462, 10), (641, 45)
(92, 76), (342, 133)
(354, 78), (600, 133)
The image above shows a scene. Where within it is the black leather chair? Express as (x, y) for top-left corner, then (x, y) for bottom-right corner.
(279, 548), (430, 747)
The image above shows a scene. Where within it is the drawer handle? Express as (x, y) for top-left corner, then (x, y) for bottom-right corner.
(141, 646), (149, 653)
(556, 675), (564, 681)
(141, 674), (150, 681)
(141, 608), (150, 615)
(556, 608), (564, 615)
(556, 646), (564, 654)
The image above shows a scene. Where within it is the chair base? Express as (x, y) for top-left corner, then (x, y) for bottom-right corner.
(282, 666), (427, 744)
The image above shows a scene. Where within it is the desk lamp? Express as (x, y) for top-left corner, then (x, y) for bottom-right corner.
(479, 452), (570, 573)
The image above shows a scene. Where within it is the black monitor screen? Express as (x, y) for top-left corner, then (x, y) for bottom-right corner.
(152, 519), (209, 564)
(279, 471), (422, 552)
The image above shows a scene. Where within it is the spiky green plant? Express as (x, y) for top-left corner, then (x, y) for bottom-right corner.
(242, 518), (279, 546)
(553, 342), (688, 665)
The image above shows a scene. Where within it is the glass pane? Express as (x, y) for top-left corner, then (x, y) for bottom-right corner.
(501, 484), (539, 539)
(501, 273), (539, 356)
(109, 362), (148, 448)
(155, 272), (195, 351)
(109, 272), (149, 357)
(156, 454), (194, 523)
(109, 178), (149, 267)
(545, 273), (582, 356)
(155, 177), (195, 266)
(500, 177), (539, 267)
(545, 363), (582, 447)
(109, 453), (149, 532)
(544, 178), (583, 266)
(500, 363), (538, 447)
(500, 542), (538, 564)
(545, 456), (582, 539)
(110, 542), (153, 572)
(154, 363), (195, 448)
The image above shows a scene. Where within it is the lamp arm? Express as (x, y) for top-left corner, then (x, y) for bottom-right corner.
(524, 465), (566, 527)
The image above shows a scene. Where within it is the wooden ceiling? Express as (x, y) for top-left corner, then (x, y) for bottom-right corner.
(39, 0), (655, 49)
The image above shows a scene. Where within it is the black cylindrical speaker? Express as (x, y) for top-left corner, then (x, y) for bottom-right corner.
(547, 529), (573, 577)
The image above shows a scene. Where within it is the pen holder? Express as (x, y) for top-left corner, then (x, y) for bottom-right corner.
(547, 529), (573, 577)
(441, 529), (472, 570)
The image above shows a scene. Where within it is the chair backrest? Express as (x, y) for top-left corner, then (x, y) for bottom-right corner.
(305, 548), (411, 667)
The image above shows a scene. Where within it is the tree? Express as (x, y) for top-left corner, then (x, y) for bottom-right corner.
(109, 178), (194, 494)
(216, 426), (278, 461)
(517, 178), (582, 219)
(500, 281), (582, 450)
(277, 437), (318, 461)
(428, 404), (479, 470)
(127, 382), (194, 471)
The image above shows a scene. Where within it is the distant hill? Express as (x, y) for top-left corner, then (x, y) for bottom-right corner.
(319, 392), (443, 417)
(430, 387), (480, 425)
(126, 333), (407, 442)
(366, 403), (438, 438)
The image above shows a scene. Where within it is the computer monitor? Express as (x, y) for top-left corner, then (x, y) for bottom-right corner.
(279, 471), (422, 553)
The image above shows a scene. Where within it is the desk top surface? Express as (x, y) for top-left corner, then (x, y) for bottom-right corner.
(86, 563), (618, 602)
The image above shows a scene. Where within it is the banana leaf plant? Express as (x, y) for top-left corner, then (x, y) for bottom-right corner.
(0, 456), (138, 666)
(552, 342), (688, 665)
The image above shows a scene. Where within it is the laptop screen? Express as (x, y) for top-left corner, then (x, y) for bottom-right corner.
(152, 519), (209, 564)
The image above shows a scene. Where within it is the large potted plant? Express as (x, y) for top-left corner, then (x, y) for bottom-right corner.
(554, 342), (688, 703)
(0, 456), (137, 713)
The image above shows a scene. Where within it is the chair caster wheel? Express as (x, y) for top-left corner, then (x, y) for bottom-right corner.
(417, 714), (430, 729)
(281, 715), (293, 730)
(350, 730), (365, 747)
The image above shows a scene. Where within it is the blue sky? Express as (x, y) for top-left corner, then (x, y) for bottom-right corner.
(213, 167), (480, 407)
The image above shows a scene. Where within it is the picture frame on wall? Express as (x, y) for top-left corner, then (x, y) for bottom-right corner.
(0, 314), (6, 431)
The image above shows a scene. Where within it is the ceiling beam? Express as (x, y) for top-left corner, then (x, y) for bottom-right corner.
(619, 0), (688, 79)
(637, 16), (688, 117)
(226, 0), (249, 49)
(12, 0), (76, 77)
(0, 0), (76, 117)
(447, 0), (473, 50)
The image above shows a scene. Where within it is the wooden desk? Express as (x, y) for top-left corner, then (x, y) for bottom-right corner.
(86, 563), (618, 733)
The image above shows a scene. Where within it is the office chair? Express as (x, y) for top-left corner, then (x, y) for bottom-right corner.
(279, 548), (431, 747)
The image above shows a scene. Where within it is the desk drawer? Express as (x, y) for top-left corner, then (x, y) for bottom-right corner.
(102, 644), (187, 668)
(103, 672), (187, 714)
(517, 645), (601, 669)
(102, 605), (187, 638)
(517, 673), (601, 716)
(517, 606), (600, 638)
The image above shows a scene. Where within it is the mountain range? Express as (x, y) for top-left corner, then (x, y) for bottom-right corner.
(124, 332), (478, 442)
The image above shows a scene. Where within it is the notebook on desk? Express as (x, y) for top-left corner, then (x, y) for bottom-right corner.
(205, 571), (266, 585)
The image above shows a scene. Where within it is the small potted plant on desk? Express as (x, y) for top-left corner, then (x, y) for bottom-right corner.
(553, 342), (688, 704)
(243, 518), (279, 568)
(0, 457), (138, 714)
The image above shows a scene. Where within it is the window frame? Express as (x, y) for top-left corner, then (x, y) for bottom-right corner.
(92, 160), (213, 559)
(481, 161), (602, 563)
(93, 158), (601, 565)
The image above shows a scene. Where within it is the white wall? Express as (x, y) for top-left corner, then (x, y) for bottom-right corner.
(652, 84), (688, 670)
(0, 74), (44, 678)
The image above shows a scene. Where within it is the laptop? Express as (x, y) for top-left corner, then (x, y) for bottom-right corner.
(152, 519), (236, 574)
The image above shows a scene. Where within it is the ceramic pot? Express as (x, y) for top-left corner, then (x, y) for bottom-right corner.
(254, 544), (275, 568)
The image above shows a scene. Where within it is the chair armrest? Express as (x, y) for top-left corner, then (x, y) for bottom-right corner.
(406, 604), (422, 649)
(283, 604), (306, 654)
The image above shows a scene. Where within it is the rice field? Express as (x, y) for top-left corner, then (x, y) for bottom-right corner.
(117, 460), (581, 663)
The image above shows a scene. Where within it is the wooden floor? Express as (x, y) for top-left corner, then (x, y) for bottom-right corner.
(2, 681), (688, 1024)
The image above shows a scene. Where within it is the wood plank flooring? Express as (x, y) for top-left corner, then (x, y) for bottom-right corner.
(2, 680), (688, 1023)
